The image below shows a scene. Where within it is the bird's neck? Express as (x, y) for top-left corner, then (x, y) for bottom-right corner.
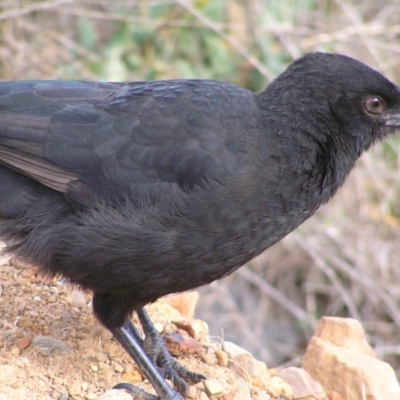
(256, 92), (361, 204)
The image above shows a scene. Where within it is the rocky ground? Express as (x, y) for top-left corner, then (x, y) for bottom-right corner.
(0, 257), (399, 400)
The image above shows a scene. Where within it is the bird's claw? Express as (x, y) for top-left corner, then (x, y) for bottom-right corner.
(112, 382), (160, 399)
(143, 331), (205, 396)
(113, 382), (185, 400)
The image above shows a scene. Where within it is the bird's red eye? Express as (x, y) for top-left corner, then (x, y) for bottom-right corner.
(363, 96), (385, 115)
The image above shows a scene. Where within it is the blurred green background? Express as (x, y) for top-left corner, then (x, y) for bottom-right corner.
(1, 0), (400, 376)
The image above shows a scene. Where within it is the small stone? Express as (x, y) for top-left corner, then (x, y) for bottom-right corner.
(96, 352), (108, 363)
(218, 384), (252, 400)
(70, 290), (88, 308)
(251, 389), (271, 400)
(49, 286), (60, 294)
(16, 330), (25, 338)
(18, 317), (32, 328)
(154, 322), (164, 333)
(174, 319), (209, 341)
(48, 295), (57, 303)
(49, 389), (59, 399)
(46, 371), (55, 380)
(177, 328), (190, 337)
(199, 392), (209, 400)
(98, 361), (109, 370)
(26, 310), (39, 318)
(59, 391), (70, 400)
(223, 341), (251, 359)
(10, 346), (20, 356)
(228, 354), (267, 379)
(98, 389), (134, 399)
(265, 376), (293, 399)
(204, 379), (224, 397)
(215, 349), (229, 367)
(32, 335), (72, 356)
(112, 361), (124, 373)
(187, 385), (198, 399)
(328, 391), (343, 400)
(163, 323), (178, 334)
(85, 393), (97, 400)
(90, 365), (99, 372)
(18, 335), (32, 350)
(53, 377), (64, 386)
(122, 369), (142, 384)
(201, 350), (217, 365)
(9, 257), (25, 269)
(69, 383), (82, 396)
(163, 332), (204, 357)
(82, 382), (88, 392)
(278, 367), (325, 399)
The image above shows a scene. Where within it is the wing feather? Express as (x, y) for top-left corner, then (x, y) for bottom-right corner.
(0, 80), (254, 206)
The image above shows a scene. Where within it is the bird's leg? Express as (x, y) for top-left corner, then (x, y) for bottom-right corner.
(111, 323), (184, 400)
(137, 307), (206, 394)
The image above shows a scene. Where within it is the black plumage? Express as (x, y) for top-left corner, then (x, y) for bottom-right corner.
(1, 53), (400, 399)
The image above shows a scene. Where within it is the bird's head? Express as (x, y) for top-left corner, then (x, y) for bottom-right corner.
(268, 52), (400, 151)
(259, 52), (400, 192)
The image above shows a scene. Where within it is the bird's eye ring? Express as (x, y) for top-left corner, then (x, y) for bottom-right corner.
(363, 96), (385, 115)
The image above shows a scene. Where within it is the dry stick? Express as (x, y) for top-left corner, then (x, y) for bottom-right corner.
(174, 0), (274, 81)
(374, 344), (400, 358)
(58, 4), (297, 33)
(340, 226), (400, 307)
(302, 22), (400, 48)
(209, 281), (274, 363)
(292, 234), (362, 321)
(366, 38), (400, 54)
(56, 5), (300, 74)
(58, 6), (245, 30)
(237, 266), (316, 327)
(0, 0), (74, 21)
(299, 233), (400, 327)
(36, 373), (64, 395)
(22, 19), (102, 66)
(334, 0), (382, 69)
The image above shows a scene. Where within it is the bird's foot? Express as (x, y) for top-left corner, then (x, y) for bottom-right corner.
(139, 308), (205, 396)
(143, 326), (205, 394)
(110, 307), (205, 399)
(111, 323), (186, 399)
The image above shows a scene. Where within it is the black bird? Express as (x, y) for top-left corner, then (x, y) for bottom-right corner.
(0, 53), (400, 399)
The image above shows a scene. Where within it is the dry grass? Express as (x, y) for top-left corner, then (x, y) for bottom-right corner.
(0, 0), (400, 376)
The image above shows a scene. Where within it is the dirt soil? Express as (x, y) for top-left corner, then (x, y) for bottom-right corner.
(0, 257), (277, 400)
(0, 257), (207, 400)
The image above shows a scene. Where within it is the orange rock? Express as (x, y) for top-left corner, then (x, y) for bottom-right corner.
(162, 291), (199, 319)
(17, 335), (32, 351)
(174, 319), (209, 341)
(163, 332), (204, 357)
(312, 317), (374, 356)
(302, 317), (400, 400)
